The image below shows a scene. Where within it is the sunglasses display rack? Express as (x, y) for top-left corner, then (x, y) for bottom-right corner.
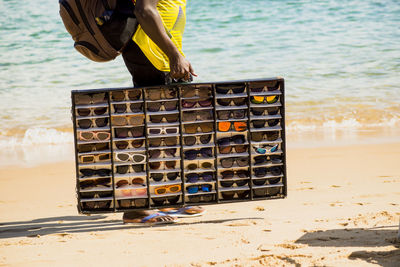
(72, 78), (287, 214)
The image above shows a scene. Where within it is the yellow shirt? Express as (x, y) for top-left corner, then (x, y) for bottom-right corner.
(133, 0), (186, 72)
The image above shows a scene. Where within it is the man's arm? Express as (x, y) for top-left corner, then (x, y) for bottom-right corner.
(134, 0), (197, 80)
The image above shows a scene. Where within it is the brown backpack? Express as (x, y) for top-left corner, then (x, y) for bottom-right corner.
(59, 0), (137, 62)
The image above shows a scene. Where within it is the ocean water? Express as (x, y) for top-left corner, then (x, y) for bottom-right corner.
(0, 0), (399, 164)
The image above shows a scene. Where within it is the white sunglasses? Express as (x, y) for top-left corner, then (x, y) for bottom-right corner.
(114, 152), (146, 163)
(147, 126), (179, 135)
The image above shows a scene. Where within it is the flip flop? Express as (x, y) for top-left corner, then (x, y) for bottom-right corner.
(158, 206), (206, 218)
(123, 212), (178, 225)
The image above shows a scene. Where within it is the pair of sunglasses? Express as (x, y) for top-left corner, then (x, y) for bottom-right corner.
(115, 140), (144, 149)
(115, 152), (146, 163)
(150, 114), (179, 123)
(151, 172), (179, 182)
(149, 137), (178, 147)
(220, 179), (248, 188)
(184, 148), (213, 160)
(77, 107), (107, 116)
(75, 93), (107, 105)
(78, 118), (108, 129)
(112, 115), (144, 126)
(78, 131), (110, 141)
(115, 127), (144, 138)
(254, 187), (281, 197)
(186, 172), (214, 183)
(82, 200), (111, 210)
(251, 95), (279, 104)
(252, 119), (279, 128)
(118, 198), (148, 208)
(218, 144), (248, 154)
(78, 143), (109, 153)
(186, 161), (213, 170)
(217, 110), (246, 120)
(216, 85), (245, 94)
(154, 184), (181, 195)
(115, 185), (147, 198)
(251, 131), (280, 142)
(112, 90), (141, 101)
(147, 101), (178, 112)
(182, 99), (212, 108)
(80, 168), (111, 177)
(187, 194), (214, 203)
(253, 144), (279, 154)
(116, 164), (145, 174)
(183, 134), (212, 146)
(221, 170), (249, 179)
(249, 82), (280, 92)
(80, 189), (112, 199)
(116, 178), (145, 188)
(79, 153), (110, 164)
(221, 190), (249, 200)
(113, 103), (143, 113)
(254, 155), (282, 165)
(148, 126), (179, 135)
(254, 166), (282, 177)
(182, 110), (213, 122)
(149, 148), (177, 159)
(220, 157), (249, 168)
(147, 88), (177, 100)
(253, 177), (281, 186)
(251, 107), (280, 116)
(217, 98), (246, 107)
(152, 195), (180, 205)
(184, 123), (213, 134)
(218, 121), (247, 132)
(181, 86), (211, 98)
(149, 161), (177, 170)
(79, 177), (111, 189)
(217, 135), (246, 146)
(186, 184), (212, 194)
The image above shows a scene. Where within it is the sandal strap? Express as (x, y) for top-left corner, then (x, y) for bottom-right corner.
(140, 212), (166, 223)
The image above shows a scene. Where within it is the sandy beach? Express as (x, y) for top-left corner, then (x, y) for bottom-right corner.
(0, 141), (399, 266)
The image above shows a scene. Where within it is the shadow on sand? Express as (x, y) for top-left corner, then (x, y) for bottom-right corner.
(295, 226), (400, 267)
(0, 215), (263, 239)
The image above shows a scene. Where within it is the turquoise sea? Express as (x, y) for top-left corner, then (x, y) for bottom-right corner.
(0, 0), (399, 164)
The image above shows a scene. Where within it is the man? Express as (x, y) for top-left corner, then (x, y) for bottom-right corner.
(104, 0), (201, 224)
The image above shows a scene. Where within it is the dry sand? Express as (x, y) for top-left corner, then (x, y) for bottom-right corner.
(0, 142), (399, 266)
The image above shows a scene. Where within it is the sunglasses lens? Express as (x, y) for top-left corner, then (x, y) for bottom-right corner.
(184, 136), (196, 146)
(187, 163), (197, 170)
(132, 165), (144, 172)
(235, 145), (247, 153)
(147, 102), (162, 112)
(115, 128), (128, 138)
(217, 111), (230, 120)
(221, 170), (234, 179)
(132, 127), (144, 137)
(164, 101), (178, 111)
(184, 150), (197, 160)
(149, 150), (161, 159)
(236, 180), (248, 186)
(200, 134), (212, 144)
(149, 162), (161, 169)
(216, 99), (230, 106)
(115, 141), (128, 150)
(254, 155), (267, 165)
(221, 192), (235, 200)
(78, 119), (92, 129)
(221, 158), (233, 168)
(233, 110), (245, 119)
(237, 157), (249, 167)
(112, 91), (125, 101)
(97, 169), (111, 176)
(218, 122), (231, 132)
(165, 137), (178, 146)
(215, 86), (230, 94)
(232, 135), (245, 144)
(200, 148), (213, 158)
(253, 120), (265, 128)
(186, 173), (199, 183)
(184, 124), (197, 134)
(253, 179), (267, 186)
(200, 123), (213, 133)
(233, 98), (246, 106)
(113, 117), (127, 126)
(251, 108), (264, 116)
(117, 153), (129, 162)
(151, 173), (163, 182)
(187, 186), (199, 194)
(199, 99), (212, 107)
(95, 118), (108, 127)
(234, 122), (247, 132)
(182, 87), (196, 98)
(75, 94), (91, 105)
(147, 90), (161, 100)
(182, 100), (196, 108)
(167, 172), (178, 181)
(128, 90), (141, 100)
(165, 161), (176, 169)
(270, 166), (282, 176)
(219, 146), (231, 154)
(94, 107), (107, 115)
(80, 132), (94, 141)
(268, 119), (280, 127)
(254, 167), (267, 177)
(251, 132), (263, 142)
(267, 131), (279, 141)
(165, 128), (178, 134)
(202, 172), (213, 182)
(201, 184), (212, 192)
(129, 115), (144, 126)
(182, 112), (196, 122)
(80, 168), (94, 177)
(237, 170), (249, 178)
(77, 108), (91, 116)
(149, 138), (161, 147)
(130, 103), (143, 112)
(133, 155), (145, 163)
(266, 95), (279, 104)
(202, 162), (212, 169)
(164, 88), (177, 99)
(266, 107), (279, 115)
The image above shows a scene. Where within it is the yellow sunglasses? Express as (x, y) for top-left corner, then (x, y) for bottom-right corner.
(251, 95), (279, 104)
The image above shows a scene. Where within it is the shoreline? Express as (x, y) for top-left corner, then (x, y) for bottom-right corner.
(0, 142), (399, 266)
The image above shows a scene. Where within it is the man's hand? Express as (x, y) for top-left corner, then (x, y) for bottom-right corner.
(169, 52), (197, 81)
